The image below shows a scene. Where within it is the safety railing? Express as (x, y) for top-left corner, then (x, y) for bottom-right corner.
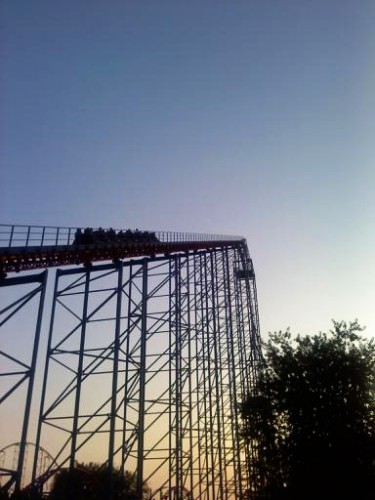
(0, 224), (244, 249)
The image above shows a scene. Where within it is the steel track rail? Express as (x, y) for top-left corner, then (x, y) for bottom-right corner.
(0, 239), (243, 278)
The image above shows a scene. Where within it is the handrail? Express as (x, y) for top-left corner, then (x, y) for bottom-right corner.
(0, 224), (244, 249)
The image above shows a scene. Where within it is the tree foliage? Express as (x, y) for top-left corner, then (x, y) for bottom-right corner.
(242, 321), (375, 500)
(49, 462), (146, 500)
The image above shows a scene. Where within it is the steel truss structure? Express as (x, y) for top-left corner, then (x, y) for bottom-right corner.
(0, 226), (261, 499)
(0, 272), (47, 492)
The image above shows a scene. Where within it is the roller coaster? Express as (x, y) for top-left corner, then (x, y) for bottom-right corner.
(0, 224), (261, 499)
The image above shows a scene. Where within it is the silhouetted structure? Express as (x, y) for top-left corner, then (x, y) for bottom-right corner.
(0, 224), (262, 499)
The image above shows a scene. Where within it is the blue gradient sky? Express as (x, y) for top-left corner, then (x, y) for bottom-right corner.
(1, 0), (374, 336)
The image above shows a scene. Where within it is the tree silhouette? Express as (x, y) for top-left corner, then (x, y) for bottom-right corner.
(49, 462), (147, 500)
(242, 321), (375, 500)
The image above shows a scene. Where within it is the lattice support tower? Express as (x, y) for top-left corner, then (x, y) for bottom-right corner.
(0, 225), (261, 499)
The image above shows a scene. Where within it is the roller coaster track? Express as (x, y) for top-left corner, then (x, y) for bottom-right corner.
(0, 224), (244, 277)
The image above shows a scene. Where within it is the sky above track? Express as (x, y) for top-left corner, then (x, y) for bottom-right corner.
(1, 0), (374, 337)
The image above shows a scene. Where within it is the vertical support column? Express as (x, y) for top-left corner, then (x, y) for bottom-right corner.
(136, 260), (148, 497)
(15, 271), (47, 491)
(108, 263), (123, 498)
(185, 255), (194, 495)
(174, 255), (182, 497)
(193, 253), (203, 499)
(204, 251), (216, 500)
(199, 251), (211, 497)
(223, 247), (242, 498)
(168, 258), (173, 494)
(210, 251), (224, 498)
(233, 243), (262, 495)
(33, 270), (59, 483)
(70, 269), (90, 468)
(121, 263), (132, 473)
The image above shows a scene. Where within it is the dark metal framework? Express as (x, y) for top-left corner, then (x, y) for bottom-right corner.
(0, 226), (261, 499)
(0, 272), (47, 491)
